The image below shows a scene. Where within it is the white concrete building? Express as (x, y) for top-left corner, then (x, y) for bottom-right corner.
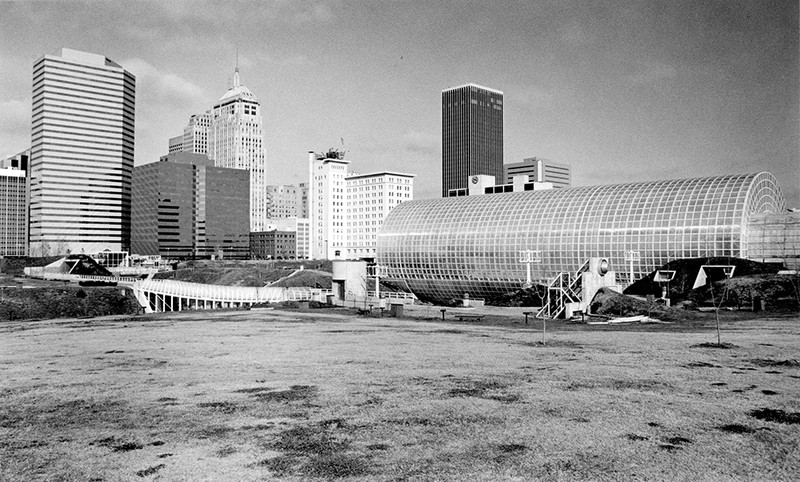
(29, 48), (135, 255)
(346, 171), (414, 258)
(309, 151), (349, 260)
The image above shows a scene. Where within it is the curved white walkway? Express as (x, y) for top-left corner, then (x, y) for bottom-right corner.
(132, 279), (331, 313)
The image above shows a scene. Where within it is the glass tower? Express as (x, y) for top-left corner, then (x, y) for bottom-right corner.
(441, 84), (503, 197)
(29, 48), (135, 255)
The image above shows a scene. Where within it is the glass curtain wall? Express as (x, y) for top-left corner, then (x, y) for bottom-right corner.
(377, 172), (786, 302)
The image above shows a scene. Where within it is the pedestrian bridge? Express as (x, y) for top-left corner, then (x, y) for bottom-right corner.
(131, 279), (331, 313)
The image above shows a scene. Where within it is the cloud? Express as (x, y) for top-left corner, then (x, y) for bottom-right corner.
(153, 0), (339, 27)
(512, 86), (555, 109)
(625, 62), (678, 85)
(121, 58), (207, 106)
(402, 130), (439, 155)
(0, 97), (32, 156)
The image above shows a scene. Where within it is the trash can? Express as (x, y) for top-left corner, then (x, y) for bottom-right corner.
(298, 300), (310, 310)
(390, 303), (404, 318)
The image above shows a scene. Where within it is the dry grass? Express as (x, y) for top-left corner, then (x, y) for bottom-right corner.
(0, 310), (799, 480)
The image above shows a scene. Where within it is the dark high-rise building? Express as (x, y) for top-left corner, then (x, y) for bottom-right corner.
(441, 83), (503, 197)
(131, 152), (250, 259)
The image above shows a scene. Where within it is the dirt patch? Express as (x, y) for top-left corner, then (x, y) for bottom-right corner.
(749, 408), (800, 425)
(691, 342), (739, 349)
(262, 419), (370, 478)
(270, 422), (350, 455)
(250, 385), (318, 403)
(302, 453), (370, 478)
(718, 424), (755, 434)
(91, 437), (143, 452)
(257, 455), (296, 476)
(749, 359), (800, 368)
(196, 401), (242, 413)
(684, 361), (722, 368)
(135, 464), (165, 477)
(447, 379), (519, 403)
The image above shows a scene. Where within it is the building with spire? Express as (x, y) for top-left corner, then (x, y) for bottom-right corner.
(172, 66), (267, 232)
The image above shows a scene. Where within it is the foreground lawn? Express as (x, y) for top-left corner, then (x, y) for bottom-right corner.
(1, 310), (798, 481)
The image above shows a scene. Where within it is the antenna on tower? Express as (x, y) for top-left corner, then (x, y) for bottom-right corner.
(233, 47), (241, 88)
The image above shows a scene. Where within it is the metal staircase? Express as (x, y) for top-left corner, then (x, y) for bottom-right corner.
(536, 260), (590, 319)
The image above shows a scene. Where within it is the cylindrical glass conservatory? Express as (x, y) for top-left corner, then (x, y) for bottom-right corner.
(377, 172), (786, 302)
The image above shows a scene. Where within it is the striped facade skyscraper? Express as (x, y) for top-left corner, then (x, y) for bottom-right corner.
(441, 83), (503, 197)
(29, 48), (135, 255)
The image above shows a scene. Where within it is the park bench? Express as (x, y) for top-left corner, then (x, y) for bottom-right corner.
(455, 314), (485, 322)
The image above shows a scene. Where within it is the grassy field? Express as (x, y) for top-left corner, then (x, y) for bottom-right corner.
(1, 309), (798, 481)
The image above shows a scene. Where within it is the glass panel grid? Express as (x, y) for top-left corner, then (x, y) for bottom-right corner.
(377, 173), (786, 303)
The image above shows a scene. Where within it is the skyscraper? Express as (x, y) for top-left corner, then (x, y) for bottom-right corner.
(29, 48), (135, 255)
(441, 83), (503, 197)
(309, 150), (349, 259)
(0, 150), (29, 256)
(174, 68), (266, 231)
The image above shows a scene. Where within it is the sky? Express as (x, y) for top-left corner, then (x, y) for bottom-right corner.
(1, 0), (797, 205)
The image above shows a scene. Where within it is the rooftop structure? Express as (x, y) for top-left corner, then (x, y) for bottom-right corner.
(505, 157), (571, 189)
(377, 172), (788, 303)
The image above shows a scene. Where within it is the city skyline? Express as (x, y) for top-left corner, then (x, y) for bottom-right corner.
(0, 1), (797, 205)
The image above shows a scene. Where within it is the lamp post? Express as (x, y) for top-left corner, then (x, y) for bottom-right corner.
(624, 250), (640, 286)
(519, 249), (542, 289)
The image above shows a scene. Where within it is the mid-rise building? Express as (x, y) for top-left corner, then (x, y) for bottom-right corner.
(168, 135), (183, 153)
(29, 48), (135, 255)
(131, 152), (249, 259)
(346, 171), (414, 259)
(266, 184), (299, 218)
(309, 150), (349, 259)
(441, 83), (503, 197)
(173, 68), (266, 231)
(505, 157), (571, 188)
(250, 230), (296, 259)
(0, 164), (28, 257)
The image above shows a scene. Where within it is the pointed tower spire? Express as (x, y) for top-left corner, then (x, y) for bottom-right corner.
(232, 49), (240, 88)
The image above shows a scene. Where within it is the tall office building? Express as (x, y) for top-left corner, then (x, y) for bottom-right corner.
(346, 171), (414, 259)
(173, 68), (266, 231)
(505, 157), (571, 189)
(131, 152), (249, 259)
(29, 48), (135, 255)
(441, 83), (503, 197)
(0, 150), (29, 256)
(309, 151), (349, 259)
